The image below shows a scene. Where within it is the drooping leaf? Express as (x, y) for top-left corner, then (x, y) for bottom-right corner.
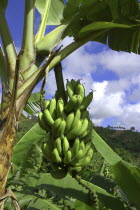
(79, 21), (131, 37)
(92, 129), (121, 165)
(35, 0), (64, 25)
(62, 0), (140, 53)
(36, 173), (125, 209)
(12, 123), (46, 169)
(92, 129), (140, 208)
(112, 160), (140, 209)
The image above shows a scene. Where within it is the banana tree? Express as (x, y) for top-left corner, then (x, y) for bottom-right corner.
(0, 0), (140, 208)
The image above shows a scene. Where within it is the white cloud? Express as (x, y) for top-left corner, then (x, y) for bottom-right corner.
(111, 103), (140, 130)
(95, 50), (140, 78)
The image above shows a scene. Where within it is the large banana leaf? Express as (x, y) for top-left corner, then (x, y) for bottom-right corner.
(64, 0), (140, 53)
(36, 23), (69, 55)
(20, 173), (125, 209)
(92, 129), (140, 209)
(35, 0), (64, 25)
(12, 123), (46, 170)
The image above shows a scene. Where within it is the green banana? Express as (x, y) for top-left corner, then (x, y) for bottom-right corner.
(44, 109), (54, 126)
(82, 141), (92, 157)
(41, 142), (53, 162)
(67, 119), (82, 140)
(44, 100), (50, 109)
(49, 98), (56, 119)
(76, 83), (85, 98)
(76, 155), (92, 167)
(55, 137), (62, 155)
(66, 80), (74, 99)
(80, 119), (93, 139)
(52, 118), (62, 137)
(79, 140), (85, 150)
(64, 95), (78, 113)
(53, 148), (62, 163)
(78, 118), (89, 137)
(80, 91), (93, 110)
(62, 136), (70, 155)
(65, 112), (75, 134)
(38, 112), (51, 132)
(56, 98), (65, 118)
(71, 109), (81, 129)
(68, 166), (82, 173)
(71, 137), (80, 158)
(71, 79), (80, 92)
(70, 149), (84, 165)
(76, 94), (84, 106)
(76, 148), (93, 167)
(64, 149), (72, 164)
(57, 119), (66, 139)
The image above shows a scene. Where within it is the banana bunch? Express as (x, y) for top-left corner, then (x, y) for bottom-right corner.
(39, 79), (94, 178)
(65, 79), (93, 113)
(38, 97), (66, 132)
(42, 135), (94, 174)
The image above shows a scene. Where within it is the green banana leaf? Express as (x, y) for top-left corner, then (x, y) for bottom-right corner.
(36, 23), (69, 55)
(12, 123), (46, 170)
(79, 21), (132, 36)
(92, 129), (140, 208)
(75, 200), (93, 210)
(35, 0), (64, 25)
(28, 92), (41, 102)
(62, 0), (140, 53)
(35, 173), (125, 209)
(4, 192), (60, 210)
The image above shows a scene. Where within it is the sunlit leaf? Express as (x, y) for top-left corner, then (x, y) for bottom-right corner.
(35, 0), (64, 25)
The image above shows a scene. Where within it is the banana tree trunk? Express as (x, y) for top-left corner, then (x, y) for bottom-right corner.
(0, 109), (17, 208)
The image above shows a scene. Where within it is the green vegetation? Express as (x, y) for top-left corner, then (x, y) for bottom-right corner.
(16, 119), (140, 168)
(94, 126), (140, 167)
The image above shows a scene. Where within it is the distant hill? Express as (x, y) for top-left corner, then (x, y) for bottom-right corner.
(94, 126), (140, 167)
(16, 119), (140, 167)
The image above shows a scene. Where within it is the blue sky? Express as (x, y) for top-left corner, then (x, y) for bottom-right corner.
(1, 1), (140, 131)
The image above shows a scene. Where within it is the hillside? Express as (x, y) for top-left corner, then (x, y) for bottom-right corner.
(16, 119), (140, 167)
(94, 126), (140, 167)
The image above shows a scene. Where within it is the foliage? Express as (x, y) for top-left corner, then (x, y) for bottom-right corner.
(1, 0), (140, 209)
(6, 119), (139, 209)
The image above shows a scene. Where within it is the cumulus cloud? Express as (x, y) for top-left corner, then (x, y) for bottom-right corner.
(57, 39), (140, 130)
(95, 50), (140, 78)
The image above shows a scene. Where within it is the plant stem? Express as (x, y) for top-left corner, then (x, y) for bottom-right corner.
(74, 175), (99, 209)
(17, 30), (109, 102)
(54, 62), (67, 104)
(0, 12), (17, 90)
(20, 0), (35, 74)
(48, 30), (109, 71)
